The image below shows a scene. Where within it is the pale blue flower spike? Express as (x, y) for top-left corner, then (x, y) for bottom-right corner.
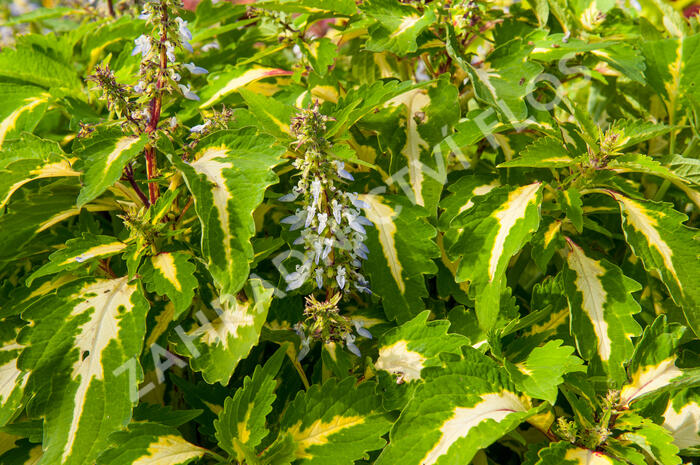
(278, 192), (298, 202)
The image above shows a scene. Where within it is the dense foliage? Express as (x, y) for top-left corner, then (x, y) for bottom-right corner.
(0, 0), (699, 464)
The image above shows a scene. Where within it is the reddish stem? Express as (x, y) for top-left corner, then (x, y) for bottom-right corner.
(143, 3), (169, 205)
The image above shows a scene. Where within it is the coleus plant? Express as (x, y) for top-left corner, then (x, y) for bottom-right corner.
(0, 0), (699, 464)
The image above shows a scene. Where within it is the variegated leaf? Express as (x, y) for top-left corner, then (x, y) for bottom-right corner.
(199, 67), (292, 108)
(448, 183), (543, 329)
(214, 345), (287, 461)
(359, 194), (439, 323)
(615, 411), (681, 465)
(607, 154), (700, 208)
(383, 76), (460, 212)
(661, 389), (700, 452)
(620, 316), (695, 406)
(0, 84), (49, 148)
(171, 279), (273, 385)
(375, 311), (468, 383)
(170, 129), (283, 297)
(18, 277), (149, 465)
(0, 443), (44, 465)
(563, 239), (642, 384)
(272, 377), (392, 465)
(376, 368), (536, 465)
(505, 339), (585, 404)
(607, 192), (700, 336)
(641, 33), (700, 117)
(26, 233), (127, 286)
(0, 182), (118, 272)
(499, 137), (579, 168)
(75, 130), (148, 207)
(362, 0), (436, 55)
(140, 252), (197, 318)
(0, 318), (28, 427)
(97, 422), (209, 465)
(528, 441), (625, 464)
(0, 135), (79, 210)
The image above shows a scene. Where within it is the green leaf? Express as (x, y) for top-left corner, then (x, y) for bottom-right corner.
(26, 233), (128, 286)
(18, 277), (149, 465)
(75, 130), (148, 207)
(505, 340), (585, 404)
(169, 129), (284, 297)
(562, 238), (643, 385)
(661, 389), (700, 452)
(0, 134), (79, 209)
(96, 422), (209, 465)
(239, 88), (295, 141)
(375, 311), (468, 382)
(607, 154), (700, 207)
(171, 279), (274, 385)
(612, 120), (674, 150)
(448, 183), (543, 330)
(499, 137), (579, 168)
(0, 84), (49, 148)
(199, 67), (292, 109)
(301, 37), (337, 76)
(527, 441), (625, 464)
(327, 79), (421, 138)
(560, 188), (583, 232)
(0, 318), (28, 427)
(214, 345), (287, 461)
(253, 0), (357, 15)
(616, 411), (681, 465)
(607, 192), (700, 336)
(359, 194), (439, 323)
(140, 252), (197, 319)
(272, 377), (392, 465)
(620, 316), (692, 406)
(362, 0), (436, 55)
(0, 182), (118, 268)
(382, 76), (460, 213)
(641, 33), (700, 118)
(376, 365), (537, 465)
(0, 43), (81, 89)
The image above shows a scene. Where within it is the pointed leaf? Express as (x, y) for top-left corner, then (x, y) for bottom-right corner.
(199, 67), (292, 109)
(499, 137), (579, 168)
(607, 192), (700, 336)
(359, 194), (439, 323)
(376, 370), (536, 465)
(140, 252), (197, 318)
(448, 183), (542, 329)
(214, 345), (287, 460)
(75, 131), (148, 207)
(0, 85), (49, 148)
(18, 277), (149, 465)
(26, 234), (127, 286)
(0, 135), (79, 209)
(562, 239), (643, 384)
(505, 339), (585, 404)
(96, 422), (209, 465)
(274, 377), (392, 465)
(169, 129), (284, 297)
(171, 279), (274, 385)
(362, 0), (436, 55)
(375, 311), (468, 383)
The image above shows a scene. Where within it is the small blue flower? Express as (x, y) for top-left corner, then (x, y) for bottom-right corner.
(132, 34), (151, 56)
(178, 84), (199, 101)
(183, 62), (208, 75)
